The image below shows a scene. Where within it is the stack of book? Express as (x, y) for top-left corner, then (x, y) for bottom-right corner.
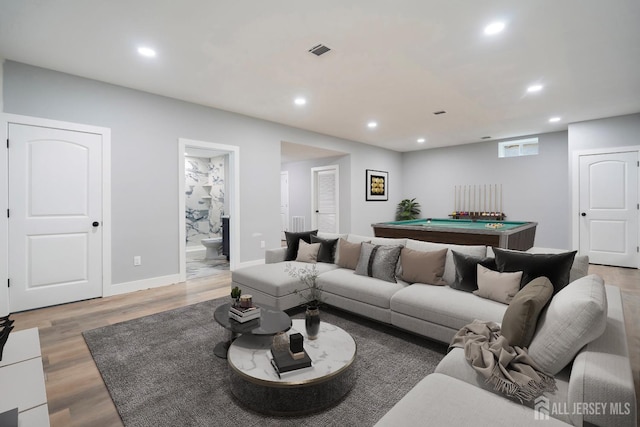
(270, 346), (312, 378)
(229, 305), (261, 323)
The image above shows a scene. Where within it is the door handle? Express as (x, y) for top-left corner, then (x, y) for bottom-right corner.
(581, 212), (586, 217)
(92, 221), (100, 227)
(315, 210), (319, 213)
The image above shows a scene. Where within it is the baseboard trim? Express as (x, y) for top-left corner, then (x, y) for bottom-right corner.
(107, 274), (182, 297)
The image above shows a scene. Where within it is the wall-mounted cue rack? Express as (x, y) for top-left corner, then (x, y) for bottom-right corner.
(450, 183), (505, 220)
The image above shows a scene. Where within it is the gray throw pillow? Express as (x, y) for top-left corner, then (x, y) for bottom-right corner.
(501, 277), (554, 348)
(354, 242), (402, 283)
(528, 274), (607, 375)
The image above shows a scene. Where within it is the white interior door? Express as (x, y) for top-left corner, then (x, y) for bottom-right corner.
(579, 151), (639, 267)
(312, 166), (339, 233)
(280, 171), (289, 240)
(9, 123), (103, 311)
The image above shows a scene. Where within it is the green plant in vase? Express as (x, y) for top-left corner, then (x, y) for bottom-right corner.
(285, 263), (323, 339)
(230, 286), (242, 307)
(396, 198), (421, 221)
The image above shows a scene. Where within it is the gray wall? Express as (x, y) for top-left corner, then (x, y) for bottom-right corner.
(568, 113), (640, 153)
(281, 155), (351, 233)
(3, 61), (402, 284)
(401, 132), (570, 249)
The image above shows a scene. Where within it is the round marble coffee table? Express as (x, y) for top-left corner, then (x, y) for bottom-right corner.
(227, 319), (357, 415)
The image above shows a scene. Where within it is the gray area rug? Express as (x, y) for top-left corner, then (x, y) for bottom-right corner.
(83, 298), (447, 427)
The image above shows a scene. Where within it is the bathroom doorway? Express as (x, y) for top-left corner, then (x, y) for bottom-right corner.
(178, 138), (240, 281)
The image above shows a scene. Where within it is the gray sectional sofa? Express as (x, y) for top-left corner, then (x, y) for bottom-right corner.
(231, 232), (637, 426)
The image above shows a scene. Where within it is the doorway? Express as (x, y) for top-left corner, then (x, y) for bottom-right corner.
(311, 165), (339, 233)
(178, 138), (240, 281)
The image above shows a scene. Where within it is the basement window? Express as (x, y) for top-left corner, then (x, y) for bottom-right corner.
(498, 137), (539, 158)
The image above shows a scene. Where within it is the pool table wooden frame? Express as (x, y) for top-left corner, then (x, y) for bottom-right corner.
(372, 220), (537, 250)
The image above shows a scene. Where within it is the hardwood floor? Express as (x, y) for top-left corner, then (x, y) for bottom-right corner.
(8, 265), (640, 427)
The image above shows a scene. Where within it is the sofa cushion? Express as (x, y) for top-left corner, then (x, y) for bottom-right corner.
(295, 240), (320, 263)
(500, 276), (554, 348)
(390, 284), (507, 331)
(355, 242), (402, 283)
(284, 230), (318, 261)
(310, 235), (338, 263)
(398, 247), (447, 285)
(493, 247), (577, 293)
(405, 240), (487, 286)
(318, 268), (406, 309)
(528, 274), (607, 375)
(526, 248), (589, 283)
(450, 251), (497, 292)
(375, 373), (571, 427)
(232, 262), (339, 297)
(336, 238), (367, 270)
(473, 264), (522, 304)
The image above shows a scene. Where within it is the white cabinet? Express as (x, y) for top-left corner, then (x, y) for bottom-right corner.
(0, 328), (50, 426)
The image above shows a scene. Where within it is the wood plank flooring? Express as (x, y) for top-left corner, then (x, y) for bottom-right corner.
(7, 265), (640, 427)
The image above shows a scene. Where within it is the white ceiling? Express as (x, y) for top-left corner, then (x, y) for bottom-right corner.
(1, 1), (639, 153)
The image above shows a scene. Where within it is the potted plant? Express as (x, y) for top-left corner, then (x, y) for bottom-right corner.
(396, 198), (421, 220)
(284, 263), (322, 340)
(230, 286), (242, 307)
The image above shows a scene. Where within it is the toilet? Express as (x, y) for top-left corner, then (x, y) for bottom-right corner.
(201, 237), (223, 260)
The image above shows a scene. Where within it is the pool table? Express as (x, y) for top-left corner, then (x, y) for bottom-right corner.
(372, 218), (537, 250)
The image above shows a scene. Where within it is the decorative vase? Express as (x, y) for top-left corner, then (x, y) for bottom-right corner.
(305, 304), (320, 340)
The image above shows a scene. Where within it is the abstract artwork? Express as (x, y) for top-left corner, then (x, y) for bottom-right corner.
(366, 169), (388, 201)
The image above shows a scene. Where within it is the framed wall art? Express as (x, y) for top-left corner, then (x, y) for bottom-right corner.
(366, 169), (388, 201)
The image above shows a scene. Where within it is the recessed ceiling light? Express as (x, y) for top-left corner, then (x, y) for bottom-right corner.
(294, 97), (307, 106)
(367, 121), (378, 129)
(417, 138), (426, 143)
(137, 47), (156, 58)
(549, 117), (561, 123)
(527, 84), (544, 93)
(484, 22), (505, 35)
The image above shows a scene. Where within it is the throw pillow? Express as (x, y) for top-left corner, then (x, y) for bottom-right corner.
(473, 264), (522, 304)
(493, 247), (577, 294)
(284, 230), (318, 261)
(336, 238), (366, 270)
(354, 242), (402, 283)
(398, 247), (448, 285)
(295, 240), (321, 263)
(310, 235), (339, 263)
(450, 251), (497, 292)
(528, 274), (607, 375)
(500, 276), (554, 348)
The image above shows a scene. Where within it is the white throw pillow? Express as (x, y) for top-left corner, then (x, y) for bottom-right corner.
(473, 264), (522, 304)
(295, 240), (321, 263)
(528, 274), (607, 375)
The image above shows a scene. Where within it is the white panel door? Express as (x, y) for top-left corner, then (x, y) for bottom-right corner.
(579, 151), (639, 267)
(9, 124), (103, 311)
(280, 171), (289, 240)
(312, 166), (339, 233)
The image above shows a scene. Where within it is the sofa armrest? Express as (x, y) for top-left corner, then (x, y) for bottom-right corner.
(265, 247), (287, 264)
(568, 285), (637, 427)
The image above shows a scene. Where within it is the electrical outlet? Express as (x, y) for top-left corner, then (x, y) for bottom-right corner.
(134, 256), (142, 266)
(260, 240), (265, 249)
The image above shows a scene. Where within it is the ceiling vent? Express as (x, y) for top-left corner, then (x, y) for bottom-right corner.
(309, 44), (331, 56)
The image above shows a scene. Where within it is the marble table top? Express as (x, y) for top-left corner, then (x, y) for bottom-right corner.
(227, 319), (357, 386)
